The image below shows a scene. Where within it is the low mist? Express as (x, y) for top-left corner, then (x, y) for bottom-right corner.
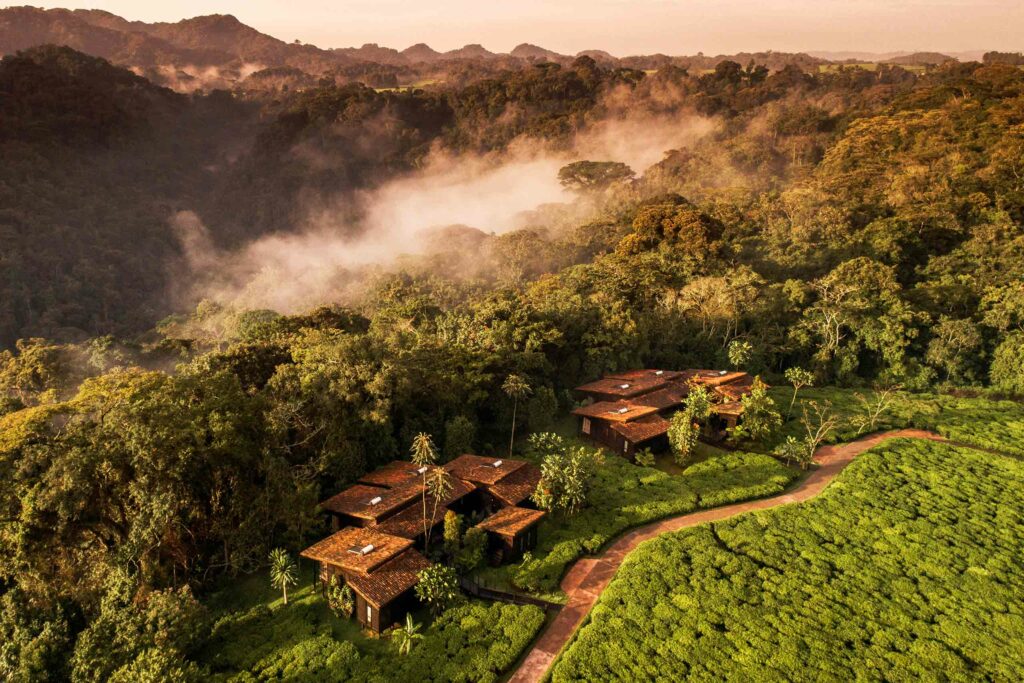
(173, 112), (718, 314)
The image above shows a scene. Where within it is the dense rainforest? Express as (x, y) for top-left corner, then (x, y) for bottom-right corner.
(2, 41), (1024, 680)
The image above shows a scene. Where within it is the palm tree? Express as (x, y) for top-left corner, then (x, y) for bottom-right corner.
(502, 374), (531, 457)
(269, 548), (298, 605)
(410, 433), (439, 548)
(393, 613), (423, 655)
(424, 467), (453, 553)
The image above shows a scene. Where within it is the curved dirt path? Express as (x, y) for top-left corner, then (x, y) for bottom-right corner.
(507, 429), (947, 683)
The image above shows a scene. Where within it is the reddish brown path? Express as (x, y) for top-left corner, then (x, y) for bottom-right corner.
(507, 429), (946, 683)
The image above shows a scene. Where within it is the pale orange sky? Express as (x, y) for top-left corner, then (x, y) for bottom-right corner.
(33, 1), (1023, 55)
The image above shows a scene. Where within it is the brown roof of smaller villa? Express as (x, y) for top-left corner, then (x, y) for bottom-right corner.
(487, 463), (542, 507)
(345, 549), (431, 609)
(712, 401), (745, 417)
(443, 454), (527, 486)
(632, 384), (689, 411)
(476, 506), (546, 538)
(574, 375), (670, 398)
(358, 460), (427, 488)
(318, 483), (420, 523)
(571, 401), (660, 423)
(609, 414), (670, 443)
(680, 370), (751, 387)
(300, 527), (413, 574)
(604, 369), (686, 383)
(376, 502), (448, 540)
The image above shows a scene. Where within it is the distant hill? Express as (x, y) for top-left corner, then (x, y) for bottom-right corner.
(883, 52), (955, 65)
(511, 43), (567, 62)
(401, 42), (442, 63)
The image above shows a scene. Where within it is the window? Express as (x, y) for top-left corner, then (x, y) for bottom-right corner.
(366, 604), (372, 621)
(582, 418), (591, 435)
(623, 440), (629, 453)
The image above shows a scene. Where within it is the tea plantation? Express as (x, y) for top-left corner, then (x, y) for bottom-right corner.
(198, 574), (544, 682)
(550, 439), (1024, 681)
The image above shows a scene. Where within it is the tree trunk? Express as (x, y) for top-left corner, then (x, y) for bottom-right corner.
(283, 582), (288, 605)
(509, 398), (518, 457)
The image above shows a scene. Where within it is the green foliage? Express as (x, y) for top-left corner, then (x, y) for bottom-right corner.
(783, 366), (814, 416)
(415, 565), (461, 616)
(533, 444), (602, 515)
(552, 440), (1024, 681)
(268, 549), (298, 605)
(70, 570), (205, 683)
(726, 339), (753, 369)
(455, 527), (488, 574)
(325, 580), (354, 620)
(391, 614), (423, 656)
(557, 160), (635, 192)
(200, 573), (542, 682)
(990, 331), (1024, 394)
(443, 415), (476, 460)
(669, 385), (711, 463)
(728, 376), (781, 444)
(506, 447), (796, 593)
(527, 386), (559, 432)
(443, 510), (463, 558)
(633, 448), (656, 467)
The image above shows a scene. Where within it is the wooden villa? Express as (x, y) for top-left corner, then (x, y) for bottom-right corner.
(443, 454), (543, 513)
(301, 526), (430, 634)
(571, 368), (760, 457)
(475, 505), (546, 563)
(319, 466), (476, 533)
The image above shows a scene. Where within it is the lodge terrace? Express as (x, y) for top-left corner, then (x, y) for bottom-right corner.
(572, 368), (758, 458)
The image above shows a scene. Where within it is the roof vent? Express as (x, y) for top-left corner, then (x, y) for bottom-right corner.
(492, 459), (503, 468)
(416, 466), (429, 474)
(368, 496), (383, 505)
(347, 543), (375, 556)
(719, 370), (728, 376)
(619, 383), (631, 389)
(654, 370), (664, 376)
(610, 406), (630, 415)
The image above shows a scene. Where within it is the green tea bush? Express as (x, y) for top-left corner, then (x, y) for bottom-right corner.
(198, 581), (542, 683)
(508, 449), (796, 593)
(552, 440), (1024, 681)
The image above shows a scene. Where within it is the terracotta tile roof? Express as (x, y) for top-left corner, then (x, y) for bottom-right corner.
(633, 384), (689, 410)
(680, 370), (752, 387)
(443, 454), (527, 486)
(345, 549), (431, 609)
(487, 463), (542, 506)
(376, 502), (448, 540)
(300, 527), (413, 574)
(318, 483), (420, 523)
(714, 380), (757, 401)
(713, 401), (745, 417)
(610, 414), (670, 443)
(571, 401), (660, 423)
(573, 376), (669, 398)
(359, 460), (427, 488)
(605, 369), (685, 383)
(388, 474), (477, 507)
(476, 506), (546, 538)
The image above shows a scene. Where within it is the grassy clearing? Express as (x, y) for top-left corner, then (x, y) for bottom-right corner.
(551, 439), (1024, 681)
(475, 447), (797, 598)
(198, 570), (543, 682)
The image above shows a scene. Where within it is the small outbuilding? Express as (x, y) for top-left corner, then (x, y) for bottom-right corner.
(475, 505), (546, 563)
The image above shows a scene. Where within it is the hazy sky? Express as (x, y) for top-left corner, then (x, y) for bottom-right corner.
(35, 1), (1022, 55)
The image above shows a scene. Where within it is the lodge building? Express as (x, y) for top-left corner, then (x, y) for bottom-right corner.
(572, 368), (759, 459)
(301, 453), (545, 634)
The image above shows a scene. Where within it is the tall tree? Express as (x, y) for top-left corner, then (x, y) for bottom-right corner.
(502, 374), (532, 457)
